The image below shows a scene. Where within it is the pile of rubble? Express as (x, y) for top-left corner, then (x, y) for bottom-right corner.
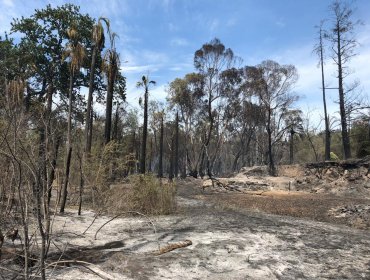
(201, 157), (370, 196)
(328, 204), (370, 229)
(294, 159), (370, 195)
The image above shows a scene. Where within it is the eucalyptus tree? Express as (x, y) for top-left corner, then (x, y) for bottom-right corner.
(194, 38), (236, 176)
(103, 29), (120, 145)
(167, 73), (204, 177)
(137, 75), (156, 174)
(60, 24), (86, 213)
(219, 67), (255, 171)
(324, 0), (361, 159)
(245, 61), (298, 175)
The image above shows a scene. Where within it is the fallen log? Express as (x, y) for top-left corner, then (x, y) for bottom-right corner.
(154, 240), (192, 255)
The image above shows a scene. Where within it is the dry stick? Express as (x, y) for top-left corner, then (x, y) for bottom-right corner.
(48, 241), (69, 279)
(46, 260), (114, 280)
(45, 182), (62, 258)
(48, 241), (113, 280)
(82, 210), (102, 235)
(94, 211), (160, 251)
(0, 265), (42, 279)
(209, 177), (242, 192)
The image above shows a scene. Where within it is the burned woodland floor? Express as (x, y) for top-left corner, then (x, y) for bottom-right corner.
(1, 164), (370, 279)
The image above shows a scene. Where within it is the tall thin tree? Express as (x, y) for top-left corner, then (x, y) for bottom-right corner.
(136, 75), (156, 174)
(174, 111), (179, 177)
(158, 112), (164, 178)
(315, 21), (331, 161)
(85, 17), (108, 154)
(103, 30), (120, 145)
(60, 25), (86, 213)
(325, 0), (361, 159)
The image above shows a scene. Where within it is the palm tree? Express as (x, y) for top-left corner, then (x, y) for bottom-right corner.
(137, 75), (156, 174)
(102, 28), (120, 145)
(60, 25), (85, 213)
(84, 17), (109, 154)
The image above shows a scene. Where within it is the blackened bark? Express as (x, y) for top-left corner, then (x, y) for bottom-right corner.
(60, 72), (74, 213)
(158, 115), (164, 178)
(336, 25), (351, 159)
(169, 136), (175, 181)
(85, 46), (97, 154)
(140, 89), (148, 174)
(289, 130), (294, 164)
(174, 112), (179, 177)
(319, 27), (331, 161)
(267, 109), (276, 176)
(104, 66), (117, 145)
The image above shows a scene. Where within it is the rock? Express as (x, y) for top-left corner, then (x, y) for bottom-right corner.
(202, 179), (213, 189)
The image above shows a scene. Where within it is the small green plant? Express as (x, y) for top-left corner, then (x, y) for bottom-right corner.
(330, 152), (339, 161)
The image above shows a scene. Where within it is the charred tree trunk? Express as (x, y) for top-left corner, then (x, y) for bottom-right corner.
(140, 89), (149, 174)
(112, 105), (120, 141)
(289, 129), (294, 164)
(60, 71), (74, 213)
(169, 136), (175, 181)
(104, 66), (117, 145)
(319, 26), (331, 161)
(158, 115), (164, 178)
(85, 46), (97, 155)
(267, 109), (276, 175)
(336, 25), (351, 159)
(174, 112), (179, 177)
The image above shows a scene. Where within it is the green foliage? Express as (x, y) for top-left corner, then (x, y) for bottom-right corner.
(351, 120), (370, 158)
(330, 152), (339, 161)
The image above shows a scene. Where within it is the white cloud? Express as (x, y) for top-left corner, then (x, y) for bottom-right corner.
(209, 18), (219, 33)
(2, 0), (14, 7)
(226, 17), (237, 27)
(121, 65), (158, 74)
(141, 50), (169, 64)
(275, 18), (286, 28)
(149, 84), (168, 102)
(170, 37), (189, 46)
(168, 22), (178, 32)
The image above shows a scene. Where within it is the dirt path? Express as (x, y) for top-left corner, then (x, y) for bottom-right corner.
(41, 181), (369, 279)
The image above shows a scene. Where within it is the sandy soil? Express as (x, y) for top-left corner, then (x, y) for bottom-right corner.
(2, 179), (369, 280)
(1, 176), (370, 279)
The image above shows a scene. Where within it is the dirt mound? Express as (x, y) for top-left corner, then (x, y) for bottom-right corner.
(237, 165), (269, 177)
(295, 161), (370, 196)
(277, 164), (304, 177)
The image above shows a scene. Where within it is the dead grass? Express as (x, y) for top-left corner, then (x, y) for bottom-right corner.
(103, 175), (176, 215)
(200, 190), (370, 229)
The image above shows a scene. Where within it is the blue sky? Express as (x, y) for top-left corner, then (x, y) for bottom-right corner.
(1, 0), (369, 125)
